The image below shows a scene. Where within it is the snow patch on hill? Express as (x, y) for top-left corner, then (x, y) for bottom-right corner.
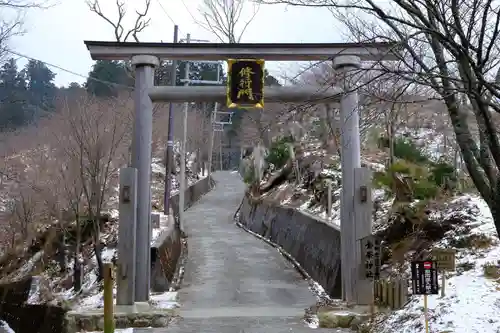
(375, 195), (500, 333)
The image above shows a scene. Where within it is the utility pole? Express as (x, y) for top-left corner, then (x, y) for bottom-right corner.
(178, 33), (191, 231)
(164, 25), (179, 216)
(209, 110), (233, 172)
(207, 102), (217, 177)
(178, 34), (223, 230)
(219, 131), (223, 170)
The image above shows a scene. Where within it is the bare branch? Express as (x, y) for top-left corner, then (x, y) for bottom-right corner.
(197, 0), (260, 43)
(87, 0), (151, 42)
(255, 0), (500, 234)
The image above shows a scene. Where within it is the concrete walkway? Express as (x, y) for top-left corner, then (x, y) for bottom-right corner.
(138, 172), (348, 332)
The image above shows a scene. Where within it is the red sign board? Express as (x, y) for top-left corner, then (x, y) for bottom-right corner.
(423, 262), (432, 269)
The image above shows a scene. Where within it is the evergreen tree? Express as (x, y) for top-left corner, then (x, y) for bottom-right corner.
(0, 58), (28, 128)
(24, 59), (57, 116)
(264, 69), (280, 86)
(85, 60), (133, 97)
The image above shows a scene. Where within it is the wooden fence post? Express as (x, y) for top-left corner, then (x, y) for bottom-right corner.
(103, 263), (115, 333)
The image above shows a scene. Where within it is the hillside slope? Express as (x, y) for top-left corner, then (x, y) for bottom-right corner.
(0, 147), (202, 308)
(240, 128), (498, 332)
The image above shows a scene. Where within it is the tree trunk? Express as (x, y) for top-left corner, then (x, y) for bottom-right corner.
(488, 194), (500, 237)
(91, 210), (104, 280)
(73, 214), (82, 291)
(94, 232), (104, 281)
(388, 122), (395, 166)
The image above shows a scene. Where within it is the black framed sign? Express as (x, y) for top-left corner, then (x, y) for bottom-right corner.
(411, 260), (439, 295)
(227, 59), (264, 108)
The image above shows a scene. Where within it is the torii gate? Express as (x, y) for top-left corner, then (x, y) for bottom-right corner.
(84, 40), (397, 305)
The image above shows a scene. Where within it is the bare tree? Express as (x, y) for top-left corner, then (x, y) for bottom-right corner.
(56, 151), (85, 290)
(257, 0), (500, 235)
(1, 136), (53, 245)
(87, 0), (151, 42)
(53, 94), (131, 279)
(238, 104), (288, 147)
(0, 0), (49, 62)
(197, 0), (259, 43)
(183, 106), (210, 175)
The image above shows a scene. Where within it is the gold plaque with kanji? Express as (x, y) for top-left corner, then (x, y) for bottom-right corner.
(227, 59), (264, 109)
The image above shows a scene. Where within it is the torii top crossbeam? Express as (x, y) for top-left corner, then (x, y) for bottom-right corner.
(84, 41), (398, 61)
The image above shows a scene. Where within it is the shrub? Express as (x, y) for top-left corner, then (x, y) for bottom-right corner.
(388, 160), (412, 175)
(429, 161), (457, 190)
(393, 138), (429, 164)
(412, 179), (439, 200)
(450, 234), (495, 249)
(243, 164), (256, 184)
(265, 135), (294, 169)
(483, 262), (500, 279)
(373, 171), (392, 189)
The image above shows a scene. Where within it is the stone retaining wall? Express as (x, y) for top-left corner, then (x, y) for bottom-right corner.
(0, 277), (66, 333)
(150, 176), (214, 291)
(170, 176), (215, 222)
(238, 193), (342, 298)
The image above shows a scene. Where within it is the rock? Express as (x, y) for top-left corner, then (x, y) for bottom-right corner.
(127, 313), (139, 322)
(350, 314), (370, 330)
(318, 312), (338, 328)
(63, 315), (77, 333)
(97, 317), (105, 330)
(78, 316), (96, 331)
(132, 318), (151, 327)
(115, 316), (129, 328)
(336, 312), (356, 328)
(318, 311), (356, 328)
(151, 315), (169, 327)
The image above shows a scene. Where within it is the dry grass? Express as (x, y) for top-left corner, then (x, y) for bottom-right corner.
(450, 234), (496, 249)
(483, 262), (500, 279)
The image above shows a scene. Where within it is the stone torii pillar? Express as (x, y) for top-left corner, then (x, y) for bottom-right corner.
(131, 55), (159, 302)
(334, 55), (372, 305)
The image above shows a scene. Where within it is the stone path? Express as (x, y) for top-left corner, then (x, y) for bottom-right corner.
(136, 172), (349, 332)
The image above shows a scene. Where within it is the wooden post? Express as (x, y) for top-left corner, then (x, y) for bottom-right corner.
(103, 263), (115, 333)
(424, 294), (429, 333)
(394, 279), (401, 309)
(382, 280), (388, 305)
(441, 271), (446, 297)
(327, 180), (332, 218)
(388, 280), (394, 309)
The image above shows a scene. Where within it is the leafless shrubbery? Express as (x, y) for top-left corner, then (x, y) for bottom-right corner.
(0, 91), (132, 285)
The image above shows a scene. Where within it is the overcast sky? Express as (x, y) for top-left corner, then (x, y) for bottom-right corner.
(9, 0), (345, 87)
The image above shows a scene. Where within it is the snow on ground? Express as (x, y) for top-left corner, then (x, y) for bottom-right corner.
(151, 212), (172, 245)
(73, 280), (179, 311)
(71, 211), (178, 310)
(86, 329), (134, 333)
(149, 291), (178, 309)
(277, 160), (390, 228)
(375, 195), (500, 333)
(0, 320), (15, 333)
